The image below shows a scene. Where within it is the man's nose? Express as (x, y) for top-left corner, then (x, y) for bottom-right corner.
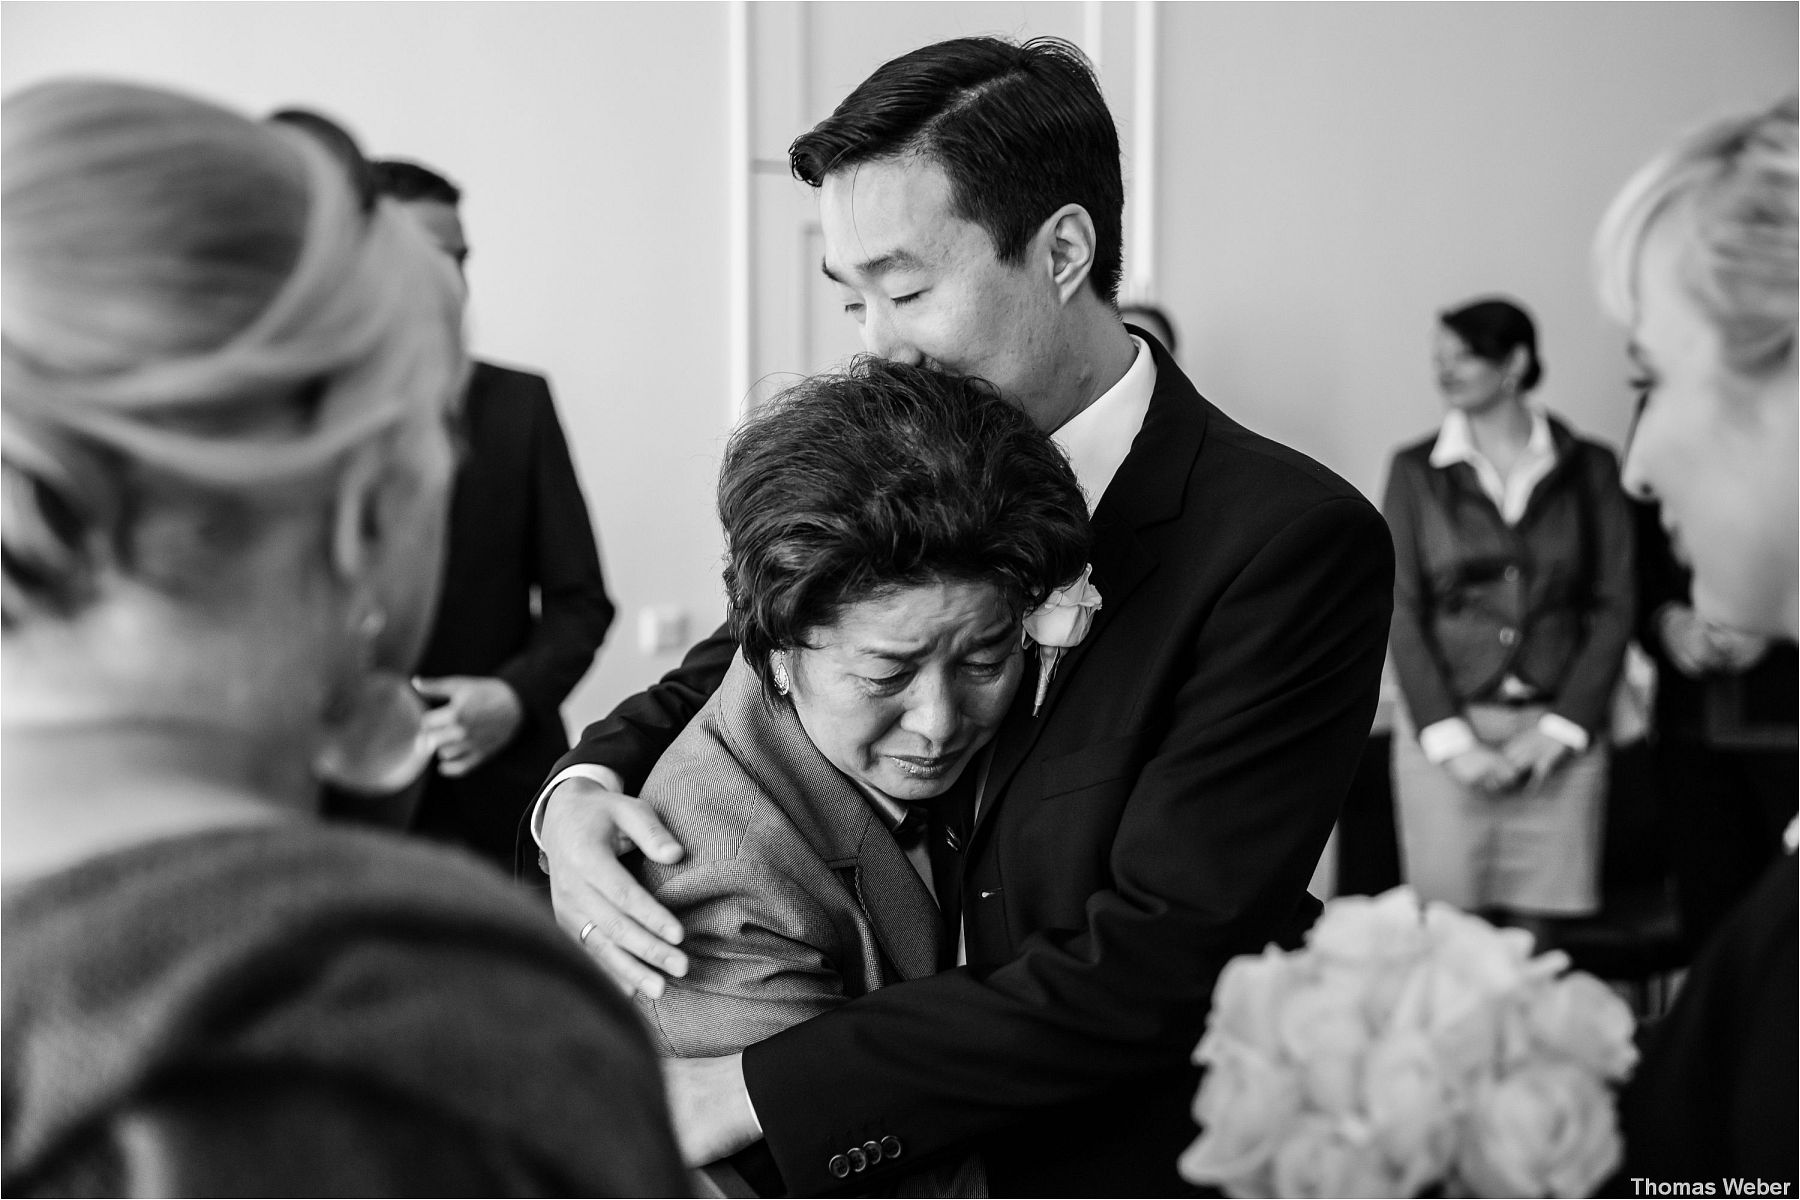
(862, 308), (924, 366)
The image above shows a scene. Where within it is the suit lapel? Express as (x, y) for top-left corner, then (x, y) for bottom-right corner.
(844, 833), (942, 981)
(714, 656), (942, 981)
(975, 340), (1209, 838)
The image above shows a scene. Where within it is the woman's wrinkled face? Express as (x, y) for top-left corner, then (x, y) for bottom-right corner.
(1433, 327), (1515, 414)
(1620, 216), (1800, 638)
(787, 578), (1024, 804)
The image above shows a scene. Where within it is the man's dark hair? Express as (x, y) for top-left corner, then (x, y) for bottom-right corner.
(790, 36), (1124, 304)
(370, 159), (462, 206)
(268, 108), (377, 212)
(1440, 296), (1543, 392)
(720, 357), (1092, 698)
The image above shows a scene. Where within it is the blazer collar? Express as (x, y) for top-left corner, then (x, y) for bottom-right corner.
(975, 337), (1212, 827)
(713, 654), (941, 980)
(1430, 412), (1584, 521)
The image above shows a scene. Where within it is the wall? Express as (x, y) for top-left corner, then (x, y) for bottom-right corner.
(2, 0), (735, 736)
(6, 1), (1795, 738)
(1157, 2), (1797, 500)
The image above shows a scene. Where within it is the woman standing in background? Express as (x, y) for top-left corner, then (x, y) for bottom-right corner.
(1383, 297), (1634, 943)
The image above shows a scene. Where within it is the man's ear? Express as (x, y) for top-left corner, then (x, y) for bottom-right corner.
(328, 444), (385, 585)
(1039, 203), (1098, 305)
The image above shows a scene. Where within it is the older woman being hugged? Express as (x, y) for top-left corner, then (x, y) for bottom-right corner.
(0, 81), (686, 1195)
(1596, 95), (1797, 1187)
(634, 359), (1091, 1197)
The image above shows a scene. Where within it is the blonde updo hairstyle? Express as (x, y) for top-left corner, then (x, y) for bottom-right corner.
(1, 79), (466, 635)
(1595, 95), (1798, 380)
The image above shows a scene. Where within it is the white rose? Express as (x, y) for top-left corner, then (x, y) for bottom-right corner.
(1456, 1062), (1624, 1198)
(1309, 886), (1429, 966)
(1269, 1115), (1404, 1199)
(1202, 945), (1292, 1055)
(1382, 954), (1507, 1097)
(1278, 976), (1371, 1113)
(1422, 903), (1537, 994)
(1180, 1038), (1303, 1187)
(1023, 563), (1102, 649)
(1360, 1030), (1459, 1195)
(1522, 972), (1640, 1082)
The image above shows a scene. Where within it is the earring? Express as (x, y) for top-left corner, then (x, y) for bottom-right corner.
(314, 599), (433, 798)
(771, 651), (791, 697)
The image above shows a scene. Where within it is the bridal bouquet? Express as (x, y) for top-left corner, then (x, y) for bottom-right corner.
(1179, 887), (1637, 1198)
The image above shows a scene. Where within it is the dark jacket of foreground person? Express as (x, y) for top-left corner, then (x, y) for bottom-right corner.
(1609, 852), (1799, 1193)
(2, 823), (690, 1197)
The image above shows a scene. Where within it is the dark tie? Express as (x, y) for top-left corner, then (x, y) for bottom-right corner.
(926, 770), (978, 967)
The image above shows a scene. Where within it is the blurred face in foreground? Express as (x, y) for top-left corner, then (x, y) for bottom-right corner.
(1620, 216), (1799, 638)
(787, 578), (1024, 804)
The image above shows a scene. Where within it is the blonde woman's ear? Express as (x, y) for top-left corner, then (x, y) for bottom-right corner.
(328, 444), (385, 583)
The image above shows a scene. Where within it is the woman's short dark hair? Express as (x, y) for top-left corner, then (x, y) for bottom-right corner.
(1439, 296), (1544, 392)
(721, 357), (1093, 695)
(789, 36), (1124, 305)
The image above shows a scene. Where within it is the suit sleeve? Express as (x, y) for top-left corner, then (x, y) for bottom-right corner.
(1548, 446), (1636, 736)
(742, 496), (1394, 1195)
(548, 623), (737, 795)
(635, 857), (849, 1059)
(1382, 453), (1464, 731)
(494, 380), (616, 718)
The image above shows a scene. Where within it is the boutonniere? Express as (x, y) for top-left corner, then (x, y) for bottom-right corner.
(1022, 564), (1103, 716)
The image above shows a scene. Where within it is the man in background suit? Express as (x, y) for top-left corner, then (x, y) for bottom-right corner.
(533, 37), (1392, 1195)
(375, 160), (615, 881)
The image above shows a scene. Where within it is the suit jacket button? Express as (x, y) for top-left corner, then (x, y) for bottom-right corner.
(880, 1135), (903, 1159)
(848, 1148), (868, 1172)
(863, 1140), (884, 1164)
(1498, 627), (1518, 646)
(829, 1154), (850, 1179)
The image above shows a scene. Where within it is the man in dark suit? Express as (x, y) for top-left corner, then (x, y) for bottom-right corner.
(533, 38), (1392, 1196)
(374, 160), (615, 881)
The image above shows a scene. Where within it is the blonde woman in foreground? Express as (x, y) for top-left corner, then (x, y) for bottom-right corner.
(0, 80), (687, 1195)
(1595, 95), (1797, 1187)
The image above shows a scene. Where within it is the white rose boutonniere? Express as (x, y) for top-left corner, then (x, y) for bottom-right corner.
(1022, 564), (1102, 716)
